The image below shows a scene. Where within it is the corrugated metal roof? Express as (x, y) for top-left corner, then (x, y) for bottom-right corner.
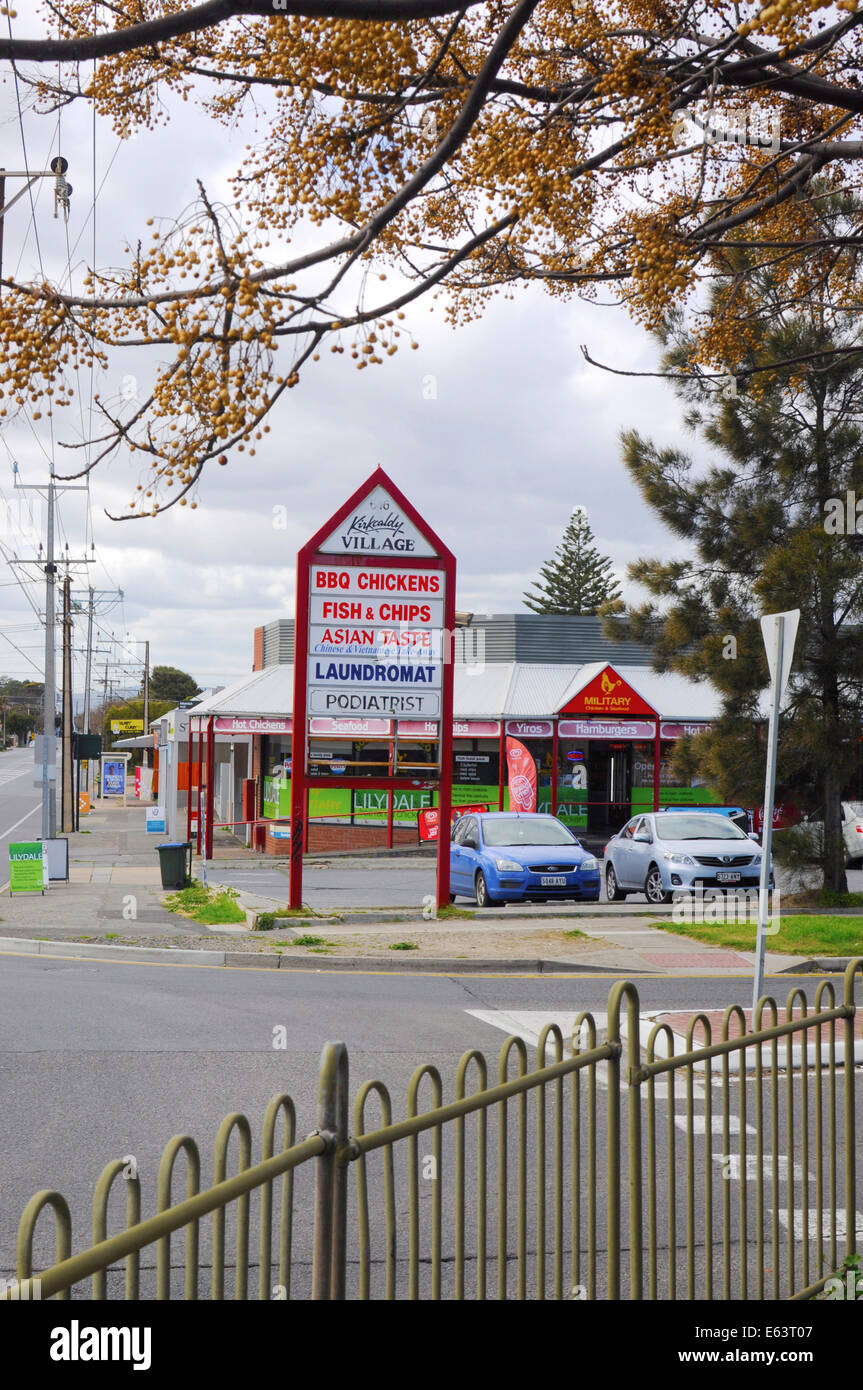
(453, 663), (517, 717)
(256, 614), (658, 668)
(497, 664), (580, 717)
(462, 614), (657, 665)
(193, 661), (722, 722)
(194, 666), (296, 717)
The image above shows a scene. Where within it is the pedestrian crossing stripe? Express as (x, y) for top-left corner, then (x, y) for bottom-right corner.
(776, 1209), (863, 1241)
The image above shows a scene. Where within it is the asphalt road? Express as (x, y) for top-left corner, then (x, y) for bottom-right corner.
(208, 854), (863, 912)
(1, 953), (859, 1299)
(0, 747), (42, 886)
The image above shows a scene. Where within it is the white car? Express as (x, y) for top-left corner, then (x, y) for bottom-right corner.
(791, 802), (863, 867)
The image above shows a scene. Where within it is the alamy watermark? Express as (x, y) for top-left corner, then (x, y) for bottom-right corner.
(672, 886), (780, 933)
(673, 105), (780, 155)
(824, 491), (863, 535)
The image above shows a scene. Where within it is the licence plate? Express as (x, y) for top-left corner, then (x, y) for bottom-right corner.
(716, 871), (741, 883)
(541, 876), (567, 887)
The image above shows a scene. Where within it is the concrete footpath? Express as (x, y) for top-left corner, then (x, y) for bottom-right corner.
(0, 797), (849, 977)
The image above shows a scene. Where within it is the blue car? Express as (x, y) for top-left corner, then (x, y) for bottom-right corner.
(449, 812), (601, 908)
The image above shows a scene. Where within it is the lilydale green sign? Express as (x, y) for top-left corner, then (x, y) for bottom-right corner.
(9, 842), (45, 895)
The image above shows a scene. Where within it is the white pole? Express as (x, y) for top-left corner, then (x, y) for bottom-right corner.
(41, 478), (56, 841)
(753, 615), (784, 1015)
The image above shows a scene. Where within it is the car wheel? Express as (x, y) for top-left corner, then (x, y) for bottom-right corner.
(605, 864), (626, 902)
(475, 871), (494, 909)
(645, 864), (672, 905)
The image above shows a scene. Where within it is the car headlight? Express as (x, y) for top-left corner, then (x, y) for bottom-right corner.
(495, 858), (524, 872)
(579, 857), (598, 871)
(663, 852), (695, 865)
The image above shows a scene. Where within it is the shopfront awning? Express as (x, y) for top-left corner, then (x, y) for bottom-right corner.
(188, 660), (722, 724)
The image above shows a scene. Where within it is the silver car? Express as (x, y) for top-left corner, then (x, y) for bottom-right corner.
(604, 811), (773, 905)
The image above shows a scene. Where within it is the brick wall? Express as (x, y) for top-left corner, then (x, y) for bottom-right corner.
(262, 822), (418, 854)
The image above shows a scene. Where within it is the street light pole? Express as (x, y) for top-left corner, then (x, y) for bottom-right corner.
(752, 608), (799, 1015)
(752, 617), (783, 1014)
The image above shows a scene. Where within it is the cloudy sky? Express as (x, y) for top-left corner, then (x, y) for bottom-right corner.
(0, 29), (701, 697)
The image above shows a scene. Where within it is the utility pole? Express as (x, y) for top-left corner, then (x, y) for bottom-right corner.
(42, 478), (57, 840)
(0, 156), (73, 832)
(83, 586), (94, 734)
(0, 159), (72, 284)
(143, 640), (150, 767)
(73, 587), (122, 792)
(61, 575), (74, 833)
(13, 470), (92, 841)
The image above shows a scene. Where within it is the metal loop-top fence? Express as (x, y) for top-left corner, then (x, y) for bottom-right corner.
(3, 960), (862, 1301)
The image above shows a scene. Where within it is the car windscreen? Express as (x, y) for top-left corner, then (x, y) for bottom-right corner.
(655, 814), (749, 841)
(480, 817), (577, 847)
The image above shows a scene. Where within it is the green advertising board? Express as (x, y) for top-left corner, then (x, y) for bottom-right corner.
(261, 777), (592, 828)
(9, 841), (46, 895)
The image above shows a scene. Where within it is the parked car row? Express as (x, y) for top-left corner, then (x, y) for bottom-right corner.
(449, 810), (775, 908)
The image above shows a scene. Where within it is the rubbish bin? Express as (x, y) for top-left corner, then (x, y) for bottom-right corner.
(157, 841), (192, 890)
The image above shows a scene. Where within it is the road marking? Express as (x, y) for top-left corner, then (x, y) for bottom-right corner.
(0, 767), (32, 788)
(710, 1150), (802, 1181)
(0, 801), (42, 844)
(776, 1209), (863, 1242)
(465, 1009), (607, 1050)
(678, 1115), (756, 1136)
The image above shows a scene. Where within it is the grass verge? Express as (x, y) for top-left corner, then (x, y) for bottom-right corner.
(163, 879), (246, 925)
(652, 914), (863, 957)
(254, 906), (316, 930)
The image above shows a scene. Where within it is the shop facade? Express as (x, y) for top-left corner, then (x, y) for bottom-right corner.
(188, 659), (720, 851)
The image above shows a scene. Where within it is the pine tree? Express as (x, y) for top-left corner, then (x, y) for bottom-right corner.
(524, 508), (621, 615)
(606, 192), (863, 893)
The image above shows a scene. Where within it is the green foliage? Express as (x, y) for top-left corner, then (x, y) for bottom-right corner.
(524, 508), (621, 615)
(0, 677), (43, 743)
(149, 666), (200, 703)
(164, 879), (245, 924)
(103, 696), (173, 743)
(653, 914), (863, 956)
(254, 907), (314, 930)
(389, 940), (419, 950)
(609, 199), (863, 892)
(770, 825), (824, 890)
(819, 890), (863, 908)
(292, 933), (327, 946)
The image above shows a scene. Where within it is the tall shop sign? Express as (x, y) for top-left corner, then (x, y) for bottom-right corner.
(290, 467), (456, 910)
